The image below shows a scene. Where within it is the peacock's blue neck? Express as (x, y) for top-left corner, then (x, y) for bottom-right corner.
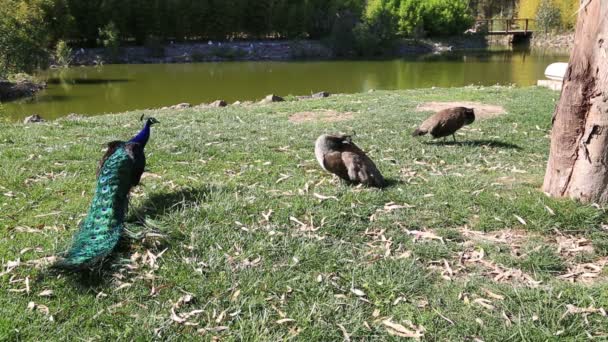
(129, 122), (151, 146)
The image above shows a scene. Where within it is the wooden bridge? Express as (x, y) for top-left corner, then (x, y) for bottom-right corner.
(474, 18), (535, 37)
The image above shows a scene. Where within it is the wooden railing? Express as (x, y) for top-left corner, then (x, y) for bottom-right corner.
(474, 18), (535, 34)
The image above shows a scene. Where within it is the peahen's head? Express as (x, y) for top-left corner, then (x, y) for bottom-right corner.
(129, 115), (159, 146)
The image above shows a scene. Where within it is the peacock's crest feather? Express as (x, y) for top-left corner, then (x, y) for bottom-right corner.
(54, 117), (158, 271)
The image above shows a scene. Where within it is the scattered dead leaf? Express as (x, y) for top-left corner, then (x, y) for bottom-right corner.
(381, 319), (425, 339)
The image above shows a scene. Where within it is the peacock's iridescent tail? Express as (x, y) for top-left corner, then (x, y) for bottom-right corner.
(55, 144), (137, 270)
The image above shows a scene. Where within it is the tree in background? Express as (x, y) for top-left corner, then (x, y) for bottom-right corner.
(40, 0), (74, 43)
(543, 0), (608, 202)
(518, 0), (578, 30)
(0, 0), (50, 78)
(421, 0), (474, 36)
(535, 0), (561, 33)
(397, 0), (425, 37)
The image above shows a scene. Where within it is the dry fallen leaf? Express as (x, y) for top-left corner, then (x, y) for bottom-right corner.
(38, 289), (54, 297)
(482, 288), (505, 300)
(381, 319), (424, 339)
(313, 193), (338, 201)
(562, 305), (607, 319)
(276, 318), (296, 324)
(350, 288), (366, 297)
(473, 298), (495, 311)
(514, 215), (527, 225)
(337, 323), (351, 342)
(231, 289), (241, 302)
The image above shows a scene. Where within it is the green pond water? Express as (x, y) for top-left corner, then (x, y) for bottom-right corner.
(2, 49), (568, 121)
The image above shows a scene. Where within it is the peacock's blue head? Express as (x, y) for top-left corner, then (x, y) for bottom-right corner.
(145, 117), (160, 126)
(129, 115), (159, 146)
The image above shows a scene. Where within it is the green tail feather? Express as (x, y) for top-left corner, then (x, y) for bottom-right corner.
(55, 144), (137, 270)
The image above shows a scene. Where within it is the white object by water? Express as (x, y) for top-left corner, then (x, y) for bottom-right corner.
(544, 62), (568, 81)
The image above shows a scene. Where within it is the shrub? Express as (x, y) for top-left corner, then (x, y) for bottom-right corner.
(397, 0), (425, 37)
(421, 0), (474, 36)
(54, 40), (72, 67)
(97, 22), (121, 60)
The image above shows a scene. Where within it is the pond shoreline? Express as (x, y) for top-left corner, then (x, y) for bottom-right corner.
(0, 80), (46, 102)
(68, 36), (490, 66)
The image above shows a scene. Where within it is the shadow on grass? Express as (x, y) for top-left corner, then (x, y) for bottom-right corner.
(383, 177), (403, 188)
(425, 139), (522, 150)
(46, 186), (218, 289)
(131, 185), (219, 221)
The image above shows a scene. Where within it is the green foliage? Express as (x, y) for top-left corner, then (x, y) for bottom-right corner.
(364, 0), (400, 42)
(397, 0), (425, 37)
(97, 22), (121, 60)
(0, 0), (50, 78)
(536, 0), (561, 33)
(0, 0), (476, 53)
(59, 0), (369, 43)
(54, 40), (72, 67)
(421, 0), (474, 36)
(361, 0), (473, 38)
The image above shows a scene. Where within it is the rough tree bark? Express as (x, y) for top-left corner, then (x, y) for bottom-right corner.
(543, 0), (608, 203)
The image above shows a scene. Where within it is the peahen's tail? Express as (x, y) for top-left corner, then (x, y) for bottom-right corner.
(54, 145), (135, 270)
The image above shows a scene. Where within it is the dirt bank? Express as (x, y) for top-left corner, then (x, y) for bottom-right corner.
(0, 80), (46, 102)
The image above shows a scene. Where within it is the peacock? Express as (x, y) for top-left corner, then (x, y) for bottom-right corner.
(315, 134), (386, 188)
(412, 107), (475, 141)
(54, 116), (159, 270)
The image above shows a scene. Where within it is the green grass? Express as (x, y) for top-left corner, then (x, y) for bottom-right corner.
(1, 86), (607, 340)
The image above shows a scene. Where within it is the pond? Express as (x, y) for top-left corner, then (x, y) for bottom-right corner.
(2, 48), (568, 121)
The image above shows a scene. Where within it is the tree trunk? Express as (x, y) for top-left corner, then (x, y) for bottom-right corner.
(543, 0), (608, 203)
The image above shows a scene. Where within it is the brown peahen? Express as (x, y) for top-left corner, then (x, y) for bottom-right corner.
(412, 107), (475, 141)
(315, 134), (386, 188)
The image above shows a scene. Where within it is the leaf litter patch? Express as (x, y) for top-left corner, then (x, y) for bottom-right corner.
(367, 225), (608, 286)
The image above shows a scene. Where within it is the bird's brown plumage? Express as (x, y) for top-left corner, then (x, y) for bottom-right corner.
(315, 134), (386, 188)
(412, 107), (475, 139)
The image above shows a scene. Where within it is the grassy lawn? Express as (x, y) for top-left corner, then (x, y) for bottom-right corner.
(1, 86), (607, 340)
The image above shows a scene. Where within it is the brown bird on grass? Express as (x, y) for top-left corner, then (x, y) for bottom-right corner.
(315, 134), (386, 188)
(412, 107), (475, 141)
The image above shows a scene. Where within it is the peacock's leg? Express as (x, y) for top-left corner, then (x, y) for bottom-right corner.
(452, 134), (456, 142)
